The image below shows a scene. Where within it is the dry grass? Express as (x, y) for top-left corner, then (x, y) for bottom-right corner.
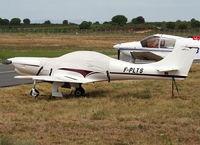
(0, 64), (200, 145)
(0, 33), (142, 51)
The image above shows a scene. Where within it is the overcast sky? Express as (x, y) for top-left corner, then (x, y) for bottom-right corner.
(0, 0), (199, 23)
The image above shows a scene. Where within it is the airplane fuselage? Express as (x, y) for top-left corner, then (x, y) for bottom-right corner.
(9, 51), (188, 84)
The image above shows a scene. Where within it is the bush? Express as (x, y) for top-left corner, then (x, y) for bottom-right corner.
(43, 20), (51, 25)
(131, 16), (145, 24)
(166, 22), (175, 29)
(79, 21), (91, 29)
(10, 18), (21, 25)
(191, 18), (200, 28)
(23, 18), (30, 25)
(103, 21), (112, 25)
(90, 110), (107, 120)
(111, 15), (127, 25)
(178, 23), (187, 29)
(63, 20), (68, 25)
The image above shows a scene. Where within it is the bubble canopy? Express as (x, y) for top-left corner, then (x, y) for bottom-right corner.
(141, 35), (176, 49)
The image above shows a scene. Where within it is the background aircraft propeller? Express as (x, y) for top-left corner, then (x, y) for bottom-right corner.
(117, 49), (120, 60)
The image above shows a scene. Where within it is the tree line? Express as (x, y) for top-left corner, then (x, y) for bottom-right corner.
(0, 18), (69, 25)
(0, 15), (200, 30)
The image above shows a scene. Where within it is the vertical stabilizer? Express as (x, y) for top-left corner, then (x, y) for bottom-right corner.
(155, 40), (198, 76)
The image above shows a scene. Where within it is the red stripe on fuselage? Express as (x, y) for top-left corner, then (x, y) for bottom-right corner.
(59, 68), (96, 78)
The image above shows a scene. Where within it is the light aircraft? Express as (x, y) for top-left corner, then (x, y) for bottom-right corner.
(114, 34), (200, 63)
(2, 39), (199, 98)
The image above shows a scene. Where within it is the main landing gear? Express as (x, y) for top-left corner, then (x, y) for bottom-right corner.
(30, 80), (39, 98)
(74, 87), (85, 96)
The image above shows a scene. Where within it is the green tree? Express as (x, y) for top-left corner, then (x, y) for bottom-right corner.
(63, 20), (68, 25)
(79, 21), (91, 29)
(2, 19), (9, 25)
(10, 18), (21, 25)
(166, 22), (175, 29)
(111, 15), (127, 25)
(44, 20), (51, 25)
(178, 23), (187, 29)
(191, 18), (200, 28)
(23, 18), (30, 24)
(0, 18), (3, 25)
(131, 16), (145, 24)
(93, 21), (100, 25)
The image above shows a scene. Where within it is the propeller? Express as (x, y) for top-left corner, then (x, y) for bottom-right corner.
(2, 59), (12, 65)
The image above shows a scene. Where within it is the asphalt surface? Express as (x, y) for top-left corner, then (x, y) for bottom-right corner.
(0, 64), (32, 88)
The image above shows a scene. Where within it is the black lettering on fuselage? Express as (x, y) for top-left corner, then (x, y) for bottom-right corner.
(123, 67), (128, 72)
(123, 67), (144, 74)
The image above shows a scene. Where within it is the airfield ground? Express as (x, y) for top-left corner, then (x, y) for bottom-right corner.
(0, 33), (200, 145)
(0, 33), (142, 59)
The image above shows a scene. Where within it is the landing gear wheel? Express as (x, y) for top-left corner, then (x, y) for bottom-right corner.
(30, 88), (39, 98)
(74, 87), (85, 96)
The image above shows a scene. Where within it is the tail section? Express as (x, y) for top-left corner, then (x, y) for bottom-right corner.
(155, 39), (198, 77)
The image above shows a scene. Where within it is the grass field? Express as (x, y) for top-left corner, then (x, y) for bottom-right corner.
(0, 32), (200, 144)
(0, 32), (196, 59)
(0, 63), (200, 145)
(0, 33), (143, 59)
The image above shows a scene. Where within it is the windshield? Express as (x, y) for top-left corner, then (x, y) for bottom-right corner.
(141, 36), (160, 48)
(141, 35), (176, 49)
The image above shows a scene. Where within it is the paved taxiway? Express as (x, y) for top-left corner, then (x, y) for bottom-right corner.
(0, 64), (32, 87)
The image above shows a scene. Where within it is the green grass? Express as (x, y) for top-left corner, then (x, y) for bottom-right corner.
(0, 136), (35, 145)
(0, 49), (116, 59)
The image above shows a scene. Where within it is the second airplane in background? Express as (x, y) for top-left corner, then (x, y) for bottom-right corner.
(114, 34), (200, 62)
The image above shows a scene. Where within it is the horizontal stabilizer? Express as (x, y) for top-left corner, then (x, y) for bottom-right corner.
(157, 67), (179, 72)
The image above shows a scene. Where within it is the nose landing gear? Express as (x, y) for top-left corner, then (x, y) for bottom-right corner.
(30, 80), (40, 98)
(30, 88), (39, 98)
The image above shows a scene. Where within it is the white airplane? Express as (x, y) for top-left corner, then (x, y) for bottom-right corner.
(2, 39), (199, 98)
(114, 34), (200, 62)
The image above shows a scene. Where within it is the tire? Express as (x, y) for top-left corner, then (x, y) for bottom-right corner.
(30, 88), (39, 97)
(80, 87), (85, 95)
(74, 87), (85, 96)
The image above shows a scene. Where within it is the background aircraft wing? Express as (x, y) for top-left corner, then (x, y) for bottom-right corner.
(131, 51), (163, 61)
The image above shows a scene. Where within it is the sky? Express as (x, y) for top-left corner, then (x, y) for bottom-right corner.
(0, 0), (199, 24)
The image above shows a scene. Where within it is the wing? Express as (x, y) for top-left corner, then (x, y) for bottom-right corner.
(15, 75), (89, 83)
(131, 51), (163, 61)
